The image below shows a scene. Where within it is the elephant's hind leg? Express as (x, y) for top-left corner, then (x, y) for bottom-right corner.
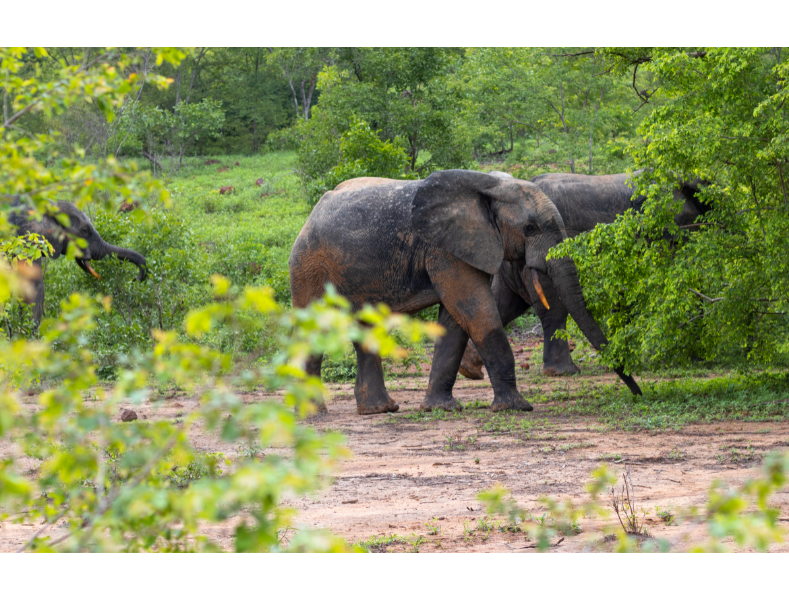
(353, 342), (399, 415)
(421, 304), (467, 412)
(290, 251), (329, 412)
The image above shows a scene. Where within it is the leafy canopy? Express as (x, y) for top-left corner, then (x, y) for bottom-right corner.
(550, 48), (789, 372)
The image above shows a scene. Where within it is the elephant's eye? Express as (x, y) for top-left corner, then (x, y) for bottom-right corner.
(524, 224), (537, 234)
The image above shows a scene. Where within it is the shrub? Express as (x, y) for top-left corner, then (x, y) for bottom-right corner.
(0, 278), (442, 552)
(298, 117), (414, 205)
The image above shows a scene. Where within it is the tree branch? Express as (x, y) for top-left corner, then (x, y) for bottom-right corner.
(3, 51), (113, 129)
(689, 288), (723, 303)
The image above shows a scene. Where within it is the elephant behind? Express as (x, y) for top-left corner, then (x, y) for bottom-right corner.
(8, 197), (148, 325)
(289, 170), (641, 417)
(457, 171), (710, 379)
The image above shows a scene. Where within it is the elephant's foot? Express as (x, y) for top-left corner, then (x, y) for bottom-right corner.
(420, 393), (463, 412)
(458, 342), (485, 380)
(542, 362), (580, 377)
(355, 383), (399, 415)
(491, 389), (533, 412)
(357, 400), (399, 415)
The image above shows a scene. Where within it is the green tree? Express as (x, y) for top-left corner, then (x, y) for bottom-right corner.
(266, 47), (333, 122)
(459, 47), (643, 175)
(296, 48), (472, 186)
(550, 47), (789, 370)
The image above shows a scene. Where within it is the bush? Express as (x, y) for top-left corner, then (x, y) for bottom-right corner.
(44, 208), (213, 370)
(298, 117), (414, 205)
(0, 278), (442, 552)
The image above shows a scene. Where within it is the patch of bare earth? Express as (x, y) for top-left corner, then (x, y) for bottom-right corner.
(2, 367), (788, 553)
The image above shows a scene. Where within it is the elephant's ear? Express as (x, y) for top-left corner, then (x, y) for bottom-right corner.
(411, 169), (504, 274)
(26, 214), (66, 258)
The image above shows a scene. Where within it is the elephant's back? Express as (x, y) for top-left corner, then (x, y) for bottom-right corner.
(289, 178), (430, 309)
(531, 172), (641, 235)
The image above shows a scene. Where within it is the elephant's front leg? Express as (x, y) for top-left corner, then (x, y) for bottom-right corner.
(353, 342), (399, 415)
(429, 262), (532, 412)
(422, 304), (469, 411)
(526, 272), (579, 376)
(459, 274), (529, 380)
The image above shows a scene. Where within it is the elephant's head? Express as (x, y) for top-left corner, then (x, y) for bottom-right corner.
(412, 169), (641, 395)
(26, 201), (148, 281)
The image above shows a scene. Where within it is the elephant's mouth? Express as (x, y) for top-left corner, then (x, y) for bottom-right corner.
(76, 258), (101, 280)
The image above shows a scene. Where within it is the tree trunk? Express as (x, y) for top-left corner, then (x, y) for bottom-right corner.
(174, 63), (183, 106)
(559, 83), (575, 174)
(588, 88), (604, 174)
(183, 47), (206, 105)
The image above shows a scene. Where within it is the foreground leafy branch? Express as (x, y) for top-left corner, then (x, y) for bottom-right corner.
(0, 273), (440, 552)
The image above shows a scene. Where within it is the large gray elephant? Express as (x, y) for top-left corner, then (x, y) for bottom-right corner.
(457, 170), (709, 379)
(8, 197), (148, 324)
(289, 170), (641, 416)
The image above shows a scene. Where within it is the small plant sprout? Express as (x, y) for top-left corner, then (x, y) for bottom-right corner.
(655, 507), (675, 525)
(474, 457), (480, 464)
(425, 518), (442, 536)
(599, 452), (622, 462)
(668, 446), (686, 461)
(408, 534), (426, 553)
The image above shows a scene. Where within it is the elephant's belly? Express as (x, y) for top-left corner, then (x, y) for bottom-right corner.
(335, 277), (439, 314)
(389, 289), (441, 315)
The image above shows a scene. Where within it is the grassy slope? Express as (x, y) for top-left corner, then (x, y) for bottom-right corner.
(164, 152), (309, 302)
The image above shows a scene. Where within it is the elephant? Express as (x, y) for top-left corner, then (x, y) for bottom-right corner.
(8, 197), (148, 325)
(457, 170), (709, 380)
(289, 170), (641, 416)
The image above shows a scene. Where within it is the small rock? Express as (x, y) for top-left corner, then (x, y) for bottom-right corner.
(255, 178), (265, 186)
(174, 402), (184, 408)
(120, 409), (138, 422)
(219, 185), (235, 194)
(519, 362), (530, 371)
(234, 161), (240, 166)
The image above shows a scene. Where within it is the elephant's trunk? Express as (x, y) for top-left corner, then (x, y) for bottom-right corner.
(546, 256), (642, 395)
(93, 241), (148, 281)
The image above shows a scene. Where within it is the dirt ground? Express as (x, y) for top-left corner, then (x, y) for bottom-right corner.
(2, 363), (789, 553)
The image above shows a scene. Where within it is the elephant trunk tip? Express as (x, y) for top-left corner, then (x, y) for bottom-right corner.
(137, 261), (148, 282)
(615, 367), (642, 396)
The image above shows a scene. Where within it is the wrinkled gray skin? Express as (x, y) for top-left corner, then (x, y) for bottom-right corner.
(456, 171), (709, 379)
(8, 197), (148, 324)
(289, 170), (641, 417)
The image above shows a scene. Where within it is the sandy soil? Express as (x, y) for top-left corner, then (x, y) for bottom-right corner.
(2, 365), (788, 553)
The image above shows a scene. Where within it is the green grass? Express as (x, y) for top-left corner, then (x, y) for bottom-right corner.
(165, 153), (307, 304)
(544, 371), (789, 430)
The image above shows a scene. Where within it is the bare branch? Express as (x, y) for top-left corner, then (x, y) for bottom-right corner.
(689, 288), (724, 303)
(543, 51), (595, 59)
